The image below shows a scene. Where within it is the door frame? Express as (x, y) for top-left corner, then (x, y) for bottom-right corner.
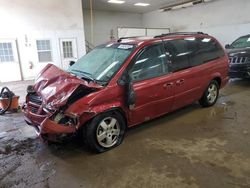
(0, 38), (23, 82)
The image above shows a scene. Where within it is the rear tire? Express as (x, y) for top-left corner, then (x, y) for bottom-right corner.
(199, 80), (219, 107)
(85, 111), (126, 153)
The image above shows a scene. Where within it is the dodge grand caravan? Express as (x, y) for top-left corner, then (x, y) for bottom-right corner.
(23, 32), (229, 152)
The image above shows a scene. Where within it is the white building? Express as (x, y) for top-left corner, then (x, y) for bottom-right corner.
(0, 0), (86, 82)
(1, 0), (249, 83)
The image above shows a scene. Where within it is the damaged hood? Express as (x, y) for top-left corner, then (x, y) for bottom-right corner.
(34, 64), (102, 109)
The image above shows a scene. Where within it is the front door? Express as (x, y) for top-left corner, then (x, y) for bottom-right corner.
(0, 39), (22, 82)
(128, 43), (174, 126)
(59, 38), (78, 70)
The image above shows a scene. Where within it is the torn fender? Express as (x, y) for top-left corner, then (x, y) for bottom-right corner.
(65, 101), (128, 128)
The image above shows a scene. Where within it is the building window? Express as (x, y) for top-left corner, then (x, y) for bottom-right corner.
(62, 41), (73, 58)
(0, 42), (14, 62)
(36, 40), (52, 62)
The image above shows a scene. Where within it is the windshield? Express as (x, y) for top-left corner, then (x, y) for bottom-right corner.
(68, 43), (135, 84)
(231, 36), (250, 48)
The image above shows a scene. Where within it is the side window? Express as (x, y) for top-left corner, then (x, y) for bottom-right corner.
(190, 38), (225, 66)
(130, 43), (168, 81)
(164, 40), (190, 72)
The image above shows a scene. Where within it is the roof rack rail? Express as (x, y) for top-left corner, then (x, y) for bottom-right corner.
(117, 36), (143, 42)
(154, 32), (207, 38)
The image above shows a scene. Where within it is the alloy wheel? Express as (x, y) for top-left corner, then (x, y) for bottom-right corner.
(96, 117), (120, 148)
(207, 83), (218, 104)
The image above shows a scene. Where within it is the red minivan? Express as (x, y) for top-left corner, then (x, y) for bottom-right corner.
(23, 32), (229, 152)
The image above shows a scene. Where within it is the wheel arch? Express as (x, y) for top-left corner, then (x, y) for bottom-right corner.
(212, 77), (222, 87)
(103, 107), (128, 128)
(79, 105), (128, 130)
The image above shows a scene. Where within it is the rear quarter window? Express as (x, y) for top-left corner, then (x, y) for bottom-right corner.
(189, 38), (225, 67)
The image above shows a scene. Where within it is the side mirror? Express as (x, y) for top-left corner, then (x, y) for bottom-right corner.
(69, 61), (75, 66)
(225, 44), (230, 49)
(127, 81), (136, 109)
(118, 72), (136, 108)
(117, 74), (128, 86)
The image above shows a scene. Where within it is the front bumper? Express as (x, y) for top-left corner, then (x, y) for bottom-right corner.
(22, 94), (77, 141)
(229, 64), (250, 78)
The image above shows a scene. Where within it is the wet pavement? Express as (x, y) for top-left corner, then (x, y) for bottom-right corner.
(0, 79), (250, 188)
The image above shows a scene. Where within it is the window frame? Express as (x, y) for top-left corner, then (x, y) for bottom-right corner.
(188, 37), (225, 66)
(0, 41), (16, 63)
(128, 42), (170, 83)
(62, 41), (74, 59)
(36, 39), (53, 63)
(164, 39), (191, 73)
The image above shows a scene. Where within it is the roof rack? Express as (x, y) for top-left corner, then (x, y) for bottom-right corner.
(154, 32), (207, 38)
(117, 36), (143, 42)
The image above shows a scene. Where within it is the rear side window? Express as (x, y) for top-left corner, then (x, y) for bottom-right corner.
(164, 40), (190, 72)
(164, 38), (225, 72)
(190, 38), (225, 67)
(130, 43), (168, 81)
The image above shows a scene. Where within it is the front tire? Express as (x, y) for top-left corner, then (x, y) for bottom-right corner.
(85, 111), (126, 153)
(199, 80), (219, 107)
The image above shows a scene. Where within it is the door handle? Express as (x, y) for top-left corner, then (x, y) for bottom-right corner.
(176, 79), (185, 86)
(163, 82), (174, 89)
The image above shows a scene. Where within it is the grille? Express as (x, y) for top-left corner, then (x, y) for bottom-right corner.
(29, 105), (39, 113)
(28, 93), (42, 114)
(29, 94), (42, 105)
(229, 57), (248, 64)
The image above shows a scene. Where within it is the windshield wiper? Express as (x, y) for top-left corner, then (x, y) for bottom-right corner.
(71, 69), (96, 82)
(95, 79), (108, 86)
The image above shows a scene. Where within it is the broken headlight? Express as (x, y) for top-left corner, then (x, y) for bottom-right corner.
(53, 112), (78, 126)
(27, 85), (36, 94)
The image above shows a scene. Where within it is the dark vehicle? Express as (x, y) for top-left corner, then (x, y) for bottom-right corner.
(225, 35), (250, 78)
(23, 32), (229, 153)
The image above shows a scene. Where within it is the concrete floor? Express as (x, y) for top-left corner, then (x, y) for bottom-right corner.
(0, 79), (250, 188)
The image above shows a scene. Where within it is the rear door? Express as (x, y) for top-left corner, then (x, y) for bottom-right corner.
(128, 43), (175, 126)
(164, 39), (201, 111)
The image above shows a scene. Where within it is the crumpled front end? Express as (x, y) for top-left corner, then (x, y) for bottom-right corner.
(22, 92), (78, 142)
(22, 64), (101, 142)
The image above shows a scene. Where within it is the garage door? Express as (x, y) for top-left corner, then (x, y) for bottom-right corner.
(0, 39), (22, 82)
